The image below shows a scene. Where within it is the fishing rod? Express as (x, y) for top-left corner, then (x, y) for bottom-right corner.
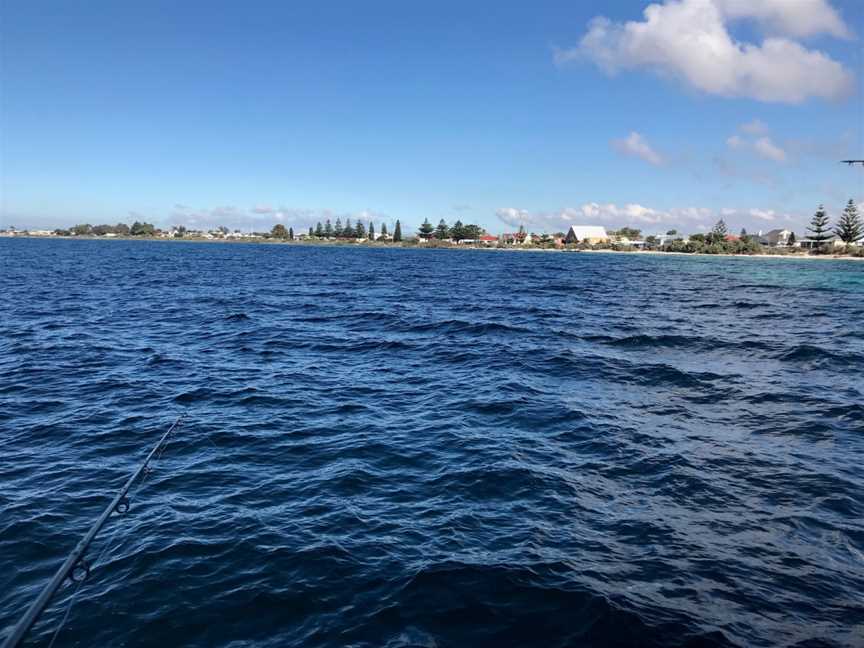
(2, 413), (186, 648)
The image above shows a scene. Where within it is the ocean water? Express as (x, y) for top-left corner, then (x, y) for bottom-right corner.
(1, 238), (863, 648)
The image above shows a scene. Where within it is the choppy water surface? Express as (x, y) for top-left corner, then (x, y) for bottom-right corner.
(1, 238), (863, 647)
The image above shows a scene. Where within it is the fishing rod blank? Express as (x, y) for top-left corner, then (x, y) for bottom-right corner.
(2, 414), (186, 648)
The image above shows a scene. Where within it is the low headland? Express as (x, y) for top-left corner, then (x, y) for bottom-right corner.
(4, 203), (864, 260)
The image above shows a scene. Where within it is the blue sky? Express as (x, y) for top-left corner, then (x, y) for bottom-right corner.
(1, 0), (862, 234)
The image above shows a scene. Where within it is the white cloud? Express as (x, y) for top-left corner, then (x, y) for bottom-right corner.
(732, 120), (789, 162)
(353, 209), (388, 222)
(748, 208), (777, 221)
(495, 207), (530, 224)
(726, 122), (787, 162)
(494, 202), (814, 231)
(168, 205), (386, 230)
(752, 136), (786, 162)
(612, 131), (664, 165)
(739, 119), (768, 135)
(559, 0), (853, 103)
(496, 203), (712, 230)
(726, 134), (745, 150)
(714, 0), (850, 39)
(719, 206), (807, 224)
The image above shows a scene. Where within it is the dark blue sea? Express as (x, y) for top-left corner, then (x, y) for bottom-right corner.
(1, 238), (863, 647)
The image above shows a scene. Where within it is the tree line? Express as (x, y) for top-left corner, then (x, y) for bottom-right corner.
(651, 201), (862, 255)
(806, 200), (863, 245)
(272, 218), (404, 241)
(417, 218), (484, 241)
(54, 221), (157, 237)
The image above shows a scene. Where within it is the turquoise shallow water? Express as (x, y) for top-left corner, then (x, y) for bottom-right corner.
(1, 239), (863, 647)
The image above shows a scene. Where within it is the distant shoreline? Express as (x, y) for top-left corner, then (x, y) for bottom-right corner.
(4, 234), (864, 261)
(578, 248), (864, 261)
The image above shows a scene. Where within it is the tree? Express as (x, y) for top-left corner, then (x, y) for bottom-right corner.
(71, 224), (93, 236)
(807, 205), (832, 243)
(355, 221), (365, 238)
(115, 223), (130, 236)
(130, 221), (155, 236)
(707, 219), (728, 243)
(342, 218), (353, 238)
(740, 228), (748, 240)
(324, 219), (333, 238)
(464, 224), (482, 241)
(334, 218), (343, 238)
(835, 199), (863, 244)
(393, 220), (402, 242)
(418, 218), (434, 239)
(368, 222), (375, 240)
(288, 227), (294, 241)
(271, 224), (288, 239)
(308, 226), (313, 237)
(450, 220), (465, 242)
(788, 231), (796, 247)
(434, 219), (449, 240)
(315, 222), (324, 237)
(380, 222), (388, 237)
(617, 227), (642, 240)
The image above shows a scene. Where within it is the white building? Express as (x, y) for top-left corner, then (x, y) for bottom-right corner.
(758, 229), (793, 247)
(564, 225), (609, 244)
(799, 236), (844, 250)
(653, 233), (688, 246)
(617, 237), (646, 249)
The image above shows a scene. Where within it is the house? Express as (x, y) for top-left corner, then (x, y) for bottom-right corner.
(478, 234), (498, 246)
(564, 225), (609, 245)
(652, 233), (688, 247)
(501, 231), (529, 245)
(456, 235), (489, 245)
(799, 236), (844, 250)
(616, 236), (646, 249)
(758, 229), (793, 247)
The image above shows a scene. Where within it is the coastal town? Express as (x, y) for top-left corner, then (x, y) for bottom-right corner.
(3, 202), (863, 257)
